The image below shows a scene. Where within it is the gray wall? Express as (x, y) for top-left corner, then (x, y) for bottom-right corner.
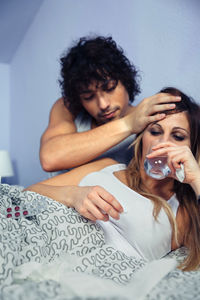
(6, 0), (200, 186)
(0, 63), (10, 150)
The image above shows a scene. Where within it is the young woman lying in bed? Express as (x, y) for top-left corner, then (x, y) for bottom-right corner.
(26, 87), (200, 271)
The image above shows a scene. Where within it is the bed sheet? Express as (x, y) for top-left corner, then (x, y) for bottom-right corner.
(0, 183), (199, 300)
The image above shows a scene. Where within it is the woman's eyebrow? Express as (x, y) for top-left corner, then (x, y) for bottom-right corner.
(149, 123), (189, 135)
(148, 123), (162, 129)
(173, 127), (190, 134)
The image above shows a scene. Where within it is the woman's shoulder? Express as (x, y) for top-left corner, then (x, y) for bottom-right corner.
(84, 158), (119, 172)
(40, 158), (119, 187)
(80, 159), (127, 185)
(68, 158), (120, 185)
(76, 158), (120, 179)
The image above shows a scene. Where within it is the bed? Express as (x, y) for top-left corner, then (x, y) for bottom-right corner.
(0, 183), (199, 300)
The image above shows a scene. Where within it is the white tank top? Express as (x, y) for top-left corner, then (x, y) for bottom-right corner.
(79, 164), (179, 262)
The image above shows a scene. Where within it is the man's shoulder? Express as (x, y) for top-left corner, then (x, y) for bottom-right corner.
(52, 97), (68, 111)
(50, 97), (76, 122)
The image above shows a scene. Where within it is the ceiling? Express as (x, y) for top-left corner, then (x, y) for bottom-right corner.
(0, 0), (44, 64)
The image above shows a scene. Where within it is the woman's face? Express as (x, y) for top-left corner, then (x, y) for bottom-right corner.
(142, 112), (191, 162)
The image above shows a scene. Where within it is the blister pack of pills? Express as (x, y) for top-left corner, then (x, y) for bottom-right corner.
(1, 197), (47, 220)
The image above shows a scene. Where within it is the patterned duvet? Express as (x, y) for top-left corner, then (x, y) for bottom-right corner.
(0, 184), (199, 300)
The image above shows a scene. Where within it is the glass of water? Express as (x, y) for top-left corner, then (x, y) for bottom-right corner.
(144, 145), (171, 180)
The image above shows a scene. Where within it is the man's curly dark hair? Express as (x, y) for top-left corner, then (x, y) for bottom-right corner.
(59, 35), (141, 115)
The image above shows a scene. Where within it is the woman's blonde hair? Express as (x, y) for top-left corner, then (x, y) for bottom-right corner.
(126, 87), (200, 271)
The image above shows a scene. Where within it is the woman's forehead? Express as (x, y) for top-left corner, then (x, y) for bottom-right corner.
(149, 111), (190, 132)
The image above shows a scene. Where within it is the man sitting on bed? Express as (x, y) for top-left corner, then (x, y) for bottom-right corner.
(39, 35), (180, 175)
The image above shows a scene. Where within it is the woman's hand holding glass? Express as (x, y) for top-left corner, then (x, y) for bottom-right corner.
(146, 142), (200, 195)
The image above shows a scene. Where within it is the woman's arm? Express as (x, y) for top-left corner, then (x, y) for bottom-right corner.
(25, 158), (123, 221)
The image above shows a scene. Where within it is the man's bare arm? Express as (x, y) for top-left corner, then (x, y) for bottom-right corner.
(40, 98), (133, 171)
(40, 94), (181, 172)
(25, 158), (123, 221)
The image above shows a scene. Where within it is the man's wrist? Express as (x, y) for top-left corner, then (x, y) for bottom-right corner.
(120, 114), (135, 135)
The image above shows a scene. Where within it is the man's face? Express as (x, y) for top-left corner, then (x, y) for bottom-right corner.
(80, 79), (130, 125)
